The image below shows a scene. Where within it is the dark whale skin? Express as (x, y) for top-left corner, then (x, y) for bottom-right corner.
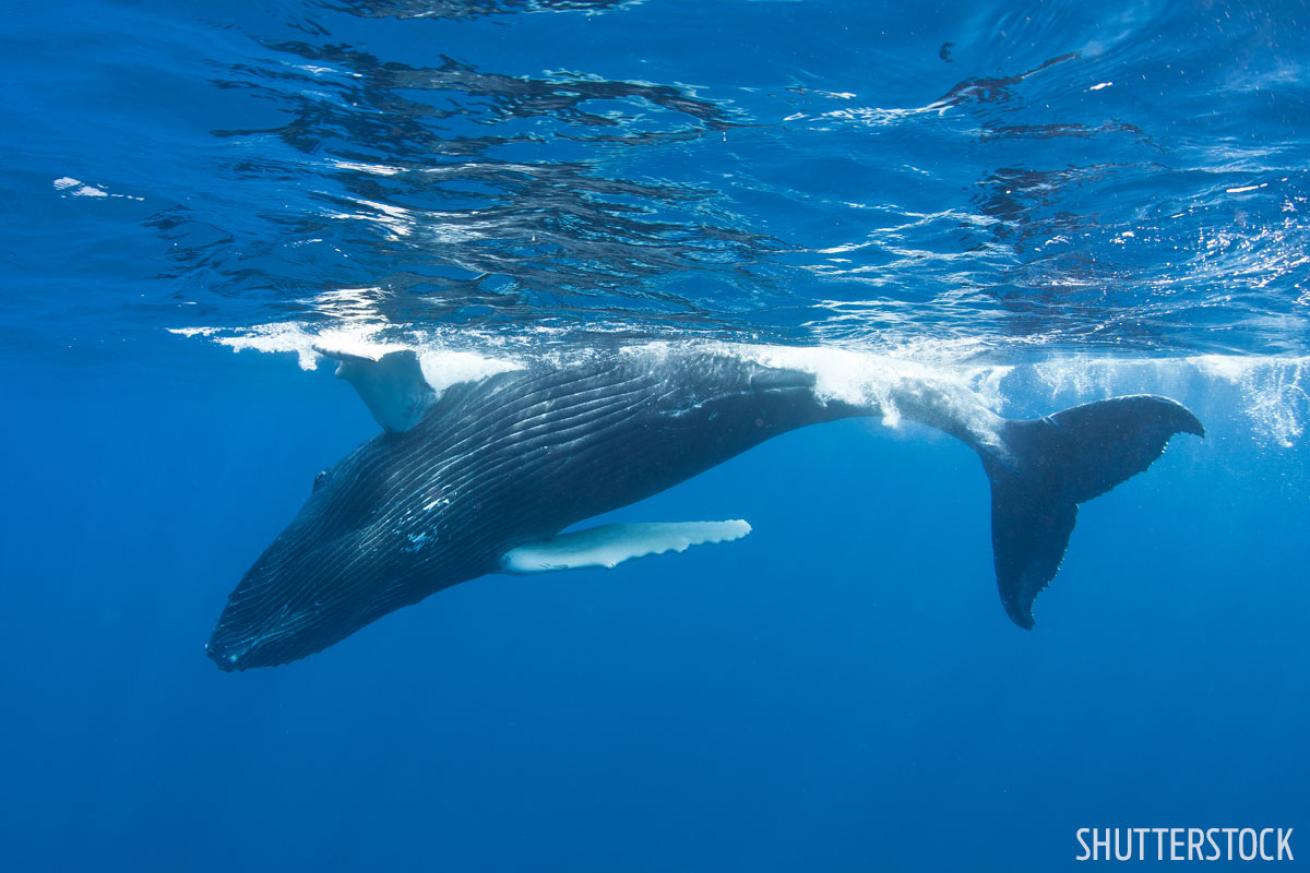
(207, 351), (848, 669)
(206, 347), (1202, 670)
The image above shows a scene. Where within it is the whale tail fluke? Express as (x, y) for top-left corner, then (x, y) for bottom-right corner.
(979, 395), (1204, 629)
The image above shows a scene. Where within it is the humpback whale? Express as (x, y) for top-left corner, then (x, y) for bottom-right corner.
(206, 344), (1203, 670)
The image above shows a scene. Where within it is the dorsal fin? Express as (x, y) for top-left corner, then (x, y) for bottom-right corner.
(316, 348), (436, 433)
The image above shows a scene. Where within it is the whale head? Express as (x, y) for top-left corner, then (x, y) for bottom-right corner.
(205, 439), (414, 671)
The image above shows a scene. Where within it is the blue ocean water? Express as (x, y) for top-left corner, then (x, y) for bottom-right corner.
(2, 1), (1309, 870)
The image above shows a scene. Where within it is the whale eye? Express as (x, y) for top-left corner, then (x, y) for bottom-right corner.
(312, 469), (329, 493)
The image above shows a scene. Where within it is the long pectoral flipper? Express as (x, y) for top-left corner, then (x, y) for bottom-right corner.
(501, 520), (752, 573)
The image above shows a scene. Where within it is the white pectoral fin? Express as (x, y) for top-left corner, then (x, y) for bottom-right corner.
(315, 347), (436, 433)
(501, 520), (752, 574)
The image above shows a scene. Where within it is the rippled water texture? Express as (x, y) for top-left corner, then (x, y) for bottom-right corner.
(3, 0), (1308, 359)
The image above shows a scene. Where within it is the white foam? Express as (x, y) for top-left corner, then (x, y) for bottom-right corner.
(167, 326), (219, 339)
(1190, 355), (1308, 447)
(53, 176), (144, 201)
(170, 323), (1309, 446)
(624, 340), (1008, 446)
(1030, 353), (1310, 447)
(662, 341), (1308, 448)
(171, 320), (523, 394)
